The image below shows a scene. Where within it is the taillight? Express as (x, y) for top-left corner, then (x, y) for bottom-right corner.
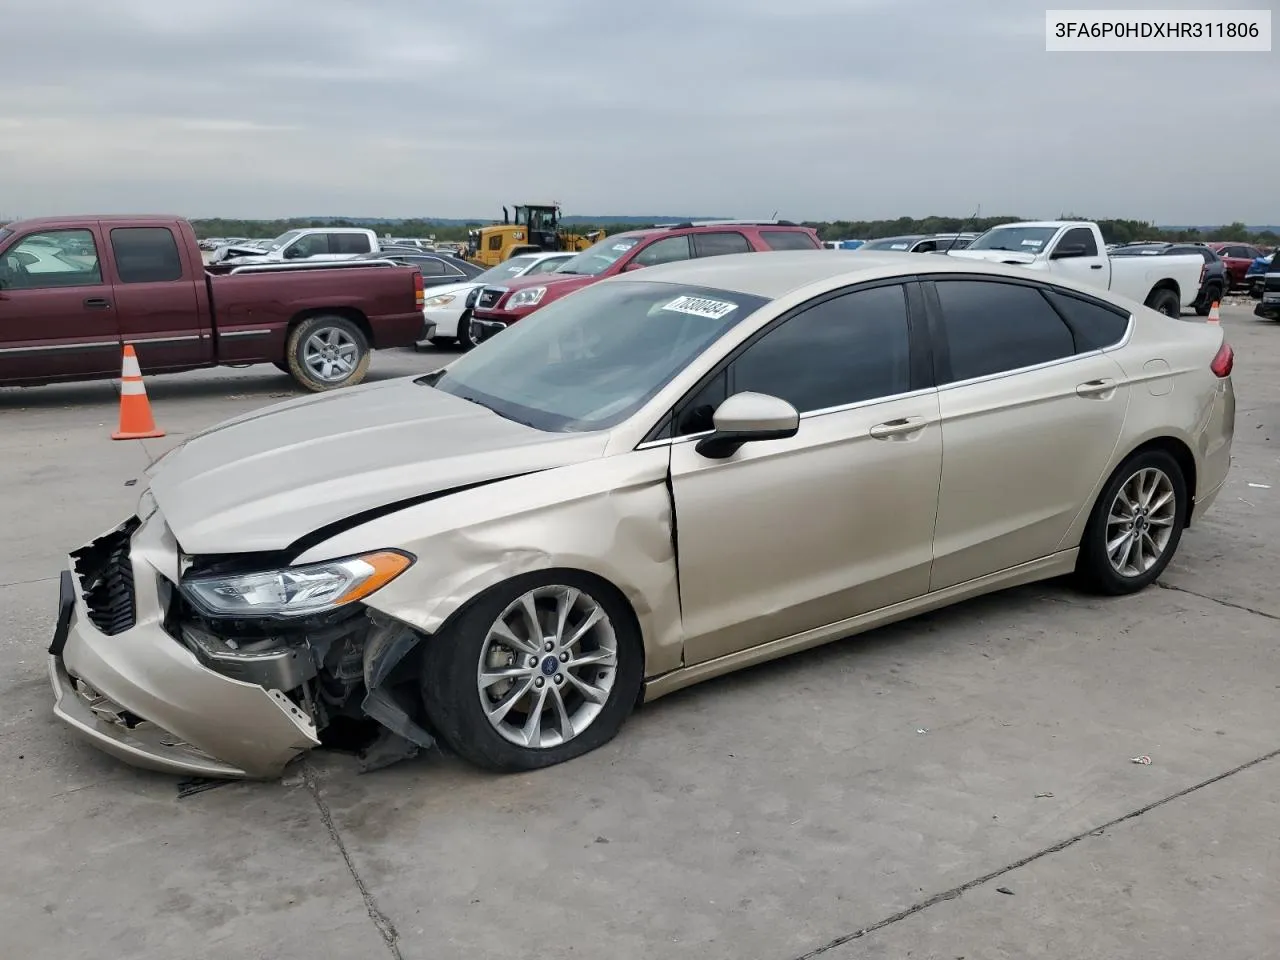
(1210, 342), (1233, 378)
(413, 270), (424, 308)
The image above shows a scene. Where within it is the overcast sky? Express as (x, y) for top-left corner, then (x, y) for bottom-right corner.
(3, 0), (1276, 223)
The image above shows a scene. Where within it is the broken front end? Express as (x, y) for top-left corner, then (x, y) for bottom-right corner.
(48, 505), (433, 780)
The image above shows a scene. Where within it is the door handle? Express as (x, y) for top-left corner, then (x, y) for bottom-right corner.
(1090, 264), (1103, 269)
(1076, 378), (1116, 397)
(83, 297), (112, 309)
(869, 416), (928, 439)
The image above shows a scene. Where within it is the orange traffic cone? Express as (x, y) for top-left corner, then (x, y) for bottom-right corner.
(111, 344), (165, 440)
(1207, 301), (1221, 325)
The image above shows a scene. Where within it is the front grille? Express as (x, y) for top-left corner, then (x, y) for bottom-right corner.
(476, 286), (505, 310)
(71, 519), (140, 636)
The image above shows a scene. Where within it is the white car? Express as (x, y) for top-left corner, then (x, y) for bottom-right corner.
(420, 251), (578, 349)
(948, 221), (1204, 318)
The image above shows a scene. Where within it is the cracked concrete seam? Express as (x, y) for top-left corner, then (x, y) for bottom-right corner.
(302, 761), (405, 960)
(1155, 580), (1280, 622)
(787, 745), (1280, 960)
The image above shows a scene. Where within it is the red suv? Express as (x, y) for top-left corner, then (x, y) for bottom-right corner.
(463, 220), (821, 346)
(1208, 242), (1266, 290)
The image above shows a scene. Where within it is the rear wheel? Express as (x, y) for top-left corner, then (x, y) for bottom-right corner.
(420, 572), (644, 772)
(1075, 449), (1186, 595)
(1194, 283), (1223, 317)
(285, 315), (371, 392)
(1146, 288), (1181, 318)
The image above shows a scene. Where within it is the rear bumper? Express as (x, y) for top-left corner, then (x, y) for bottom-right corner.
(372, 310), (428, 349)
(48, 514), (319, 780)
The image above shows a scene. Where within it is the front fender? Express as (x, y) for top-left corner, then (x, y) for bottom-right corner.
(292, 448), (685, 677)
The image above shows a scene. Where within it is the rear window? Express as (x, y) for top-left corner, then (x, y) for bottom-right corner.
(110, 227), (183, 283)
(760, 230), (819, 251)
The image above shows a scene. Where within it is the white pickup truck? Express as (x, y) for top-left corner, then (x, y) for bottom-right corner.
(209, 227), (380, 266)
(947, 220), (1203, 317)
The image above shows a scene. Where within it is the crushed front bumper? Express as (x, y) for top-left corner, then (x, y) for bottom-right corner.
(47, 512), (319, 780)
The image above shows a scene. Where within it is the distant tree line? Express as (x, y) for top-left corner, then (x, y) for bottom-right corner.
(177, 215), (1276, 247)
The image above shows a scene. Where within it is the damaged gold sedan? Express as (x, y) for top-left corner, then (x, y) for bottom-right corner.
(48, 252), (1235, 778)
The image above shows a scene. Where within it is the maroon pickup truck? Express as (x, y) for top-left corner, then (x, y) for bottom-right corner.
(0, 215), (425, 391)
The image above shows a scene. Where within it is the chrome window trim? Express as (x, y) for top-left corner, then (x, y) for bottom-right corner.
(635, 385), (940, 450)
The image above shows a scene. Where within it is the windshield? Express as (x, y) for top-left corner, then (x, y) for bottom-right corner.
(431, 280), (769, 432)
(966, 226), (1059, 253)
(860, 236), (921, 251)
(554, 236), (641, 276)
(264, 230), (302, 252)
(474, 255), (541, 284)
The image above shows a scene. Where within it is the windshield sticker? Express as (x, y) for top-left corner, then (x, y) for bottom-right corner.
(1021, 239), (1044, 247)
(889, 243), (909, 250)
(612, 242), (636, 252)
(661, 295), (738, 320)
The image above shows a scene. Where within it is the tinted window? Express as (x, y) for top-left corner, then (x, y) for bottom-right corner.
(693, 231), (751, 258)
(632, 235), (692, 267)
(1060, 227), (1098, 256)
(110, 227), (183, 283)
(414, 257), (447, 276)
(0, 229), (103, 289)
(934, 280), (1074, 382)
(732, 284), (911, 413)
(290, 234), (330, 257)
(331, 233), (371, 254)
(761, 230), (819, 251)
(1043, 289), (1130, 351)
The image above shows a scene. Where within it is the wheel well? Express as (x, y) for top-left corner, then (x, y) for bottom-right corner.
(1145, 280), (1180, 306)
(287, 308), (374, 349)
(435, 566), (648, 675)
(1125, 437), (1198, 521)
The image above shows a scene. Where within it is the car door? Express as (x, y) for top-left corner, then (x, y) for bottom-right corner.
(923, 276), (1131, 590)
(626, 235), (694, 270)
(1048, 226), (1107, 285)
(0, 226), (122, 383)
(668, 281), (943, 665)
(106, 225), (209, 372)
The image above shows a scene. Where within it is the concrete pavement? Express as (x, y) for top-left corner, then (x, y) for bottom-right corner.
(2, 304), (1277, 959)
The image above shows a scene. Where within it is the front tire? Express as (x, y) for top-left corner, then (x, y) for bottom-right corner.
(1146, 288), (1181, 318)
(428, 336), (456, 349)
(458, 314), (482, 351)
(1075, 449), (1186, 595)
(286, 315), (371, 392)
(420, 572), (644, 772)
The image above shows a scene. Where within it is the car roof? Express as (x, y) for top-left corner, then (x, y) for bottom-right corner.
(609, 250), (1108, 300)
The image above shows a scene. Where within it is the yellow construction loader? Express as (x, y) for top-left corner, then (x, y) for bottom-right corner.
(465, 203), (604, 266)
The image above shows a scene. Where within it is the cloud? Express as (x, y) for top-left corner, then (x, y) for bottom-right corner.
(2, 0), (1275, 223)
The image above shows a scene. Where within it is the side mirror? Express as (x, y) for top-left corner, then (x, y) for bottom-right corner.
(694, 392), (800, 460)
(283, 245), (303, 259)
(1051, 243), (1087, 260)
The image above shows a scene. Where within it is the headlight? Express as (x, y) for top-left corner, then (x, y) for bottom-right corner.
(182, 550), (413, 619)
(506, 286), (546, 309)
(423, 293), (456, 308)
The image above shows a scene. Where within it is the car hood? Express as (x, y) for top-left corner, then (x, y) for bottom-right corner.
(497, 272), (595, 293)
(946, 249), (1039, 265)
(147, 376), (608, 555)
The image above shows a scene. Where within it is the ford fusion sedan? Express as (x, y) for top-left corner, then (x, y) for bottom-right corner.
(48, 252), (1235, 779)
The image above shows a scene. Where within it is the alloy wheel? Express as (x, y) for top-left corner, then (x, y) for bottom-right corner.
(476, 585), (619, 748)
(1105, 466), (1177, 577)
